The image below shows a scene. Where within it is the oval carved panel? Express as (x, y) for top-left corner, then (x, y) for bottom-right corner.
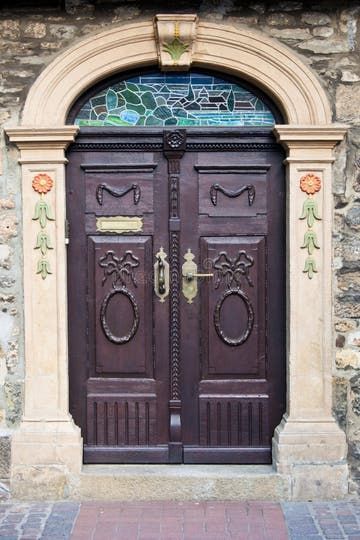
(100, 286), (140, 345)
(214, 287), (254, 347)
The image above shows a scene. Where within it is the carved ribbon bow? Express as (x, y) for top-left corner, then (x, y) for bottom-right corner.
(213, 250), (254, 289)
(99, 250), (140, 288)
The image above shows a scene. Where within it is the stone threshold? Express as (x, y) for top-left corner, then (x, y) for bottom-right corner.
(73, 464), (291, 501)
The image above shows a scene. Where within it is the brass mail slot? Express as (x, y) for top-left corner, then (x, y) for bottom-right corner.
(96, 216), (143, 233)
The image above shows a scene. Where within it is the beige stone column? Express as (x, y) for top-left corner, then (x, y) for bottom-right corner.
(273, 126), (349, 499)
(5, 127), (82, 499)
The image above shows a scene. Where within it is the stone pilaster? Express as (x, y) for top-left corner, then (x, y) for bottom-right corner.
(5, 127), (82, 499)
(272, 125), (349, 499)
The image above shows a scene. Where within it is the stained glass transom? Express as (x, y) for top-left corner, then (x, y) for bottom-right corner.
(74, 71), (275, 127)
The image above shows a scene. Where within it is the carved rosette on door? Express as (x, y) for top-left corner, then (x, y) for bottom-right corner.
(212, 250), (255, 346)
(99, 250), (140, 344)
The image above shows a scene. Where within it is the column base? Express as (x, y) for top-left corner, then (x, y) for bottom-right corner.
(10, 417), (82, 500)
(273, 415), (348, 499)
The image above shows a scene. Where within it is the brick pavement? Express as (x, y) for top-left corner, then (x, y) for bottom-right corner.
(71, 501), (287, 540)
(0, 500), (359, 539)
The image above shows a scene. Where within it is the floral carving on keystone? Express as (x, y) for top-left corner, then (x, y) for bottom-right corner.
(154, 14), (198, 70)
(299, 173), (322, 279)
(162, 23), (190, 64)
(32, 173), (55, 279)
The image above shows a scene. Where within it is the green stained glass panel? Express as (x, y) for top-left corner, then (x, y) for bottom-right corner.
(74, 71), (275, 127)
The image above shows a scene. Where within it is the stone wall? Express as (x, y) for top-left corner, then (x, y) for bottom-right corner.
(0, 0), (359, 494)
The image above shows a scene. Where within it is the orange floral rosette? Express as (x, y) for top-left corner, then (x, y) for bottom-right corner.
(300, 173), (321, 196)
(32, 173), (54, 194)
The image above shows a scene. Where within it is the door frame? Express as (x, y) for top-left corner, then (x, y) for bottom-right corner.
(6, 17), (349, 499)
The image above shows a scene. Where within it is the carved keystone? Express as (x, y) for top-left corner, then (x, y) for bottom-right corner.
(154, 14), (198, 71)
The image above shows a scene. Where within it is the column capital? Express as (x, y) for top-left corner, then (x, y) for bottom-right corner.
(274, 125), (348, 160)
(6, 126), (79, 147)
(5, 126), (79, 164)
(274, 124), (348, 145)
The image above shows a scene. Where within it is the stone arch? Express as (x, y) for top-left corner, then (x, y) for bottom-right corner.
(21, 21), (331, 126)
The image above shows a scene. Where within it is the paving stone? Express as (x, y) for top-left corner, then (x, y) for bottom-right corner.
(283, 502), (360, 539)
(290, 536), (322, 540)
(0, 499), (358, 539)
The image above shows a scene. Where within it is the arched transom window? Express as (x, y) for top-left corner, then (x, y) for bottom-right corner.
(73, 70), (276, 127)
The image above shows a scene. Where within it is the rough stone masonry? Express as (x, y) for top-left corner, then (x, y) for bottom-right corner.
(0, 0), (360, 495)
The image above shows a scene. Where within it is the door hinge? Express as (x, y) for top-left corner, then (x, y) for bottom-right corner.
(65, 218), (70, 245)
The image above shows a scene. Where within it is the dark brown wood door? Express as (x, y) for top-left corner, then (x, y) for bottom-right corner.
(67, 127), (285, 464)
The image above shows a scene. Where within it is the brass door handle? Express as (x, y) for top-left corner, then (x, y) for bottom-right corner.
(185, 272), (213, 281)
(182, 249), (213, 304)
(158, 256), (166, 294)
(154, 248), (169, 303)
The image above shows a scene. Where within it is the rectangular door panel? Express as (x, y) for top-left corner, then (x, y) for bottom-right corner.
(86, 379), (159, 450)
(200, 236), (265, 377)
(198, 396), (269, 448)
(198, 164), (268, 218)
(84, 168), (155, 216)
(86, 393), (157, 446)
(88, 235), (153, 375)
(183, 447), (271, 464)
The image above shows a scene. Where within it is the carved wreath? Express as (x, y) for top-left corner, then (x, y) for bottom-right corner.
(99, 250), (140, 345)
(212, 250), (255, 347)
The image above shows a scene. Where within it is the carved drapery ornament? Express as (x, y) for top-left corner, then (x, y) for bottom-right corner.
(154, 14), (198, 71)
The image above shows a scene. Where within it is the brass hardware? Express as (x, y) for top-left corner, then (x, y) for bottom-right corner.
(185, 272), (214, 280)
(158, 256), (166, 294)
(154, 247), (169, 302)
(65, 218), (70, 245)
(96, 216), (143, 233)
(182, 249), (213, 304)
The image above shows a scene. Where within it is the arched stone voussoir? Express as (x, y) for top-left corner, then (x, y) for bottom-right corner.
(21, 20), (331, 127)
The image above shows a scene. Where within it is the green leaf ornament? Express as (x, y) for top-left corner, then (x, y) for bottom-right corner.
(300, 197), (321, 228)
(303, 256), (318, 279)
(35, 231), (53, 256)
(301, 230), (320, 255)
(162, 37), (189, 63)
(33, 199), (54, 229)
(36, 258), (52, 280)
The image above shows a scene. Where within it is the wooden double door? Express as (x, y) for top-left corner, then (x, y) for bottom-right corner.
(67, 127), (285, 464)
